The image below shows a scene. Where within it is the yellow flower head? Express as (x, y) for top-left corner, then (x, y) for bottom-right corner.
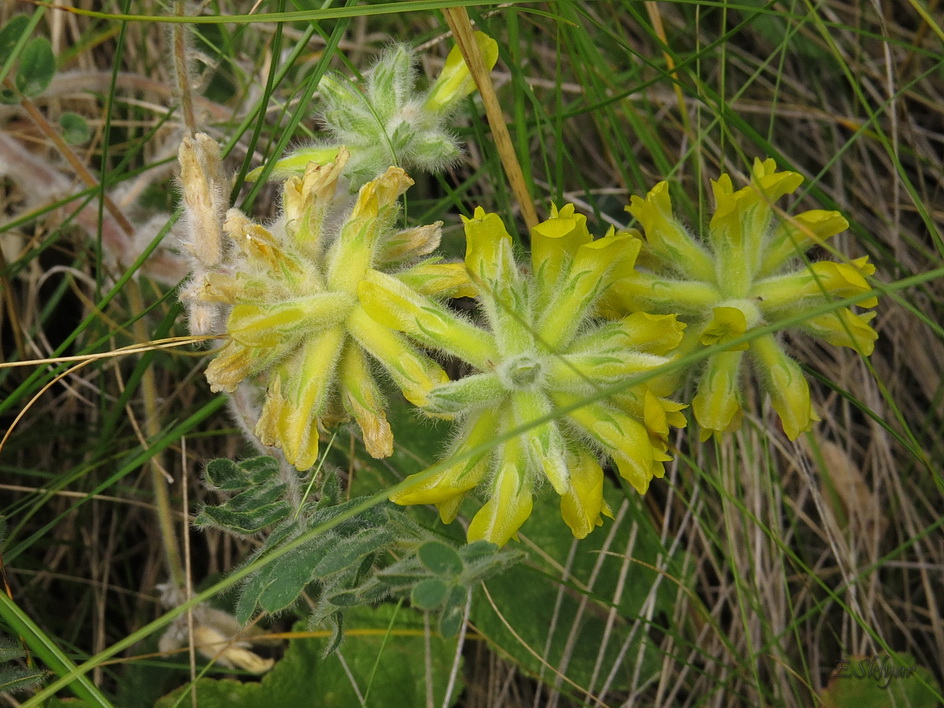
(613, 159), (879, 440)
(180, 140), (464, 469)
(361, 206), (685, 545)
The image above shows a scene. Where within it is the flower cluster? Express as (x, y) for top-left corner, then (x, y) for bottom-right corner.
(179, 45), (879, 546)
(179, 140), (470, 469)
(611, 158), (878, 439)
(360, 205), (687, 545)
(248, 33), (498, 190)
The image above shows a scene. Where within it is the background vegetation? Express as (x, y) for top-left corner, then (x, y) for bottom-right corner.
(0, 1), (942, 706)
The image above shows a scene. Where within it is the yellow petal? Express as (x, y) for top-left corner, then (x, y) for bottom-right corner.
(191, 625), (274, 674)
(538, 232), (641, 348)
(760, 209), (849, 274)
(378, 222), (443, 264)
(462, 207), (520, 293)
(357, 272), (498, 368)
(530, 203), (592, 298)
(436, 493), (466, 524)
(692, 350), (744, 440)
(709, 161), (803, 288)
(391, 408), (498, 505)
(750, 157), (804, 204)
(751, 334), (819, 440)
(758, 259), (878, 311)
(424, 31), (499, 113)
(611, 387), (687, 434)
(391, 459), (489, 506)
(327, 166), (414, 291)
(226, 293), (354, 348)
(255, 373), (284, 447)
(609, 269), (721, 315)
(619, 312), (687, 355)
(512, 391), (569, 495)
(282, 149), (349, 255)
(558, 395), (662, 494)
(467, 444), (533, 546)
(469, 229), (530, 355)
(204, 342), (253, 393)
(272, 327), (345, 470)
(178, 133), (226, 268)
(699, 306), (750, 351)
(795, 256), (878, 307)
(802, 308), (878, 355)
(223, 209), (283, 271)
(643, 388), (674, 437)
(245, 145), (341, 182)
(200, 272), (242, 303)
(807, 259), (878, 307)
(559, 448), (606, 539)
(346, 305), (450, 406)
(626, 181), (715, 282)
(337, 342), (393, 458)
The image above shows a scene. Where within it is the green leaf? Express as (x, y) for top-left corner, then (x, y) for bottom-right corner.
(15, 36), (55, 97)
(194, 493), (290, 535)
(470, 480), (684, 694)
(155, 605), (462, 708)
(204, 456), (280, 490)
(438, 586), (469, 638)
(321, 611), (344, 657)
(59, 112), (91, 145)
(459, 539), (501, 563)
(312, 526), (392, 576)
(195, 457), (291, 535)
(236, 542), (324, 621)
(0, 665), (46, 694)
(0, 635), (21, 662)
(411, 578), (448, 610)
(0, 16), (30, 65)
(327, 590), (362, 607)
(418, 540), (463, 576)
(819, 654), (942, 708)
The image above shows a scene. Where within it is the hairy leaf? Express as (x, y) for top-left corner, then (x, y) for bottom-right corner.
(418, 540), (463, 576)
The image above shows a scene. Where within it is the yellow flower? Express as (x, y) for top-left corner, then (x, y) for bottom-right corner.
(613, 158), (879, 440)
(424, 31), (499, 114)
(180, 142), (461, 469)
(691, 351), (744, 441)
(699, 306), (750, 350)
(559, 449), (613, 540)
(368, 206), (685, 545)
(751, 335), (819, 440)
